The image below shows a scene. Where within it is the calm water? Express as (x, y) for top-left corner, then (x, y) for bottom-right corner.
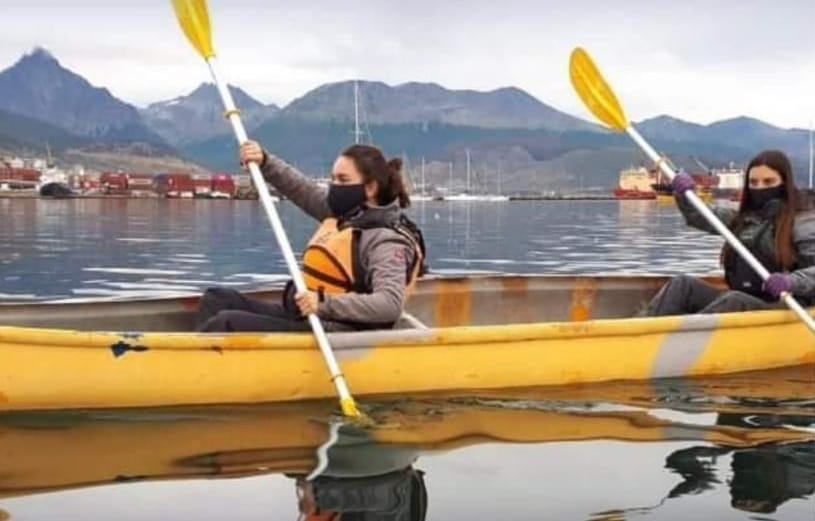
(0, 198), (725, 301)
(0, 198), (813, 520)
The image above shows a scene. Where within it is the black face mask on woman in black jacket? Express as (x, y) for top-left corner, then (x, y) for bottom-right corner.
(746, 185), (786, 211)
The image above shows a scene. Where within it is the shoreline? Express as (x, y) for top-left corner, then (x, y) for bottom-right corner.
(0, 192), (719, 202)
(0, 189), (627, 201)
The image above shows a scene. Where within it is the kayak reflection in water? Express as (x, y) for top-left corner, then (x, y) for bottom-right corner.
(293, 422), (428, 521)
(665, 412), (815, 514)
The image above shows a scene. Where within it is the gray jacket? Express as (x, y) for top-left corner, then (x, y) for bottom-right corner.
(676, 195), (815, 297)
(261, 153), (417, 325)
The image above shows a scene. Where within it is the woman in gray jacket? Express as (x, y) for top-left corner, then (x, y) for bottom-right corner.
(196, 141), (426, 332)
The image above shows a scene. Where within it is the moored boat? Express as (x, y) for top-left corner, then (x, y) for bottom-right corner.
(0, 274), (813, 411)
(614, 166), (656, 200)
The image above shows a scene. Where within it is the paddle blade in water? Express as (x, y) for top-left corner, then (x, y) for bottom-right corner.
(569, 47), (628, 131)
(341, 396), (366, 420)
(172, 0), (215, 58)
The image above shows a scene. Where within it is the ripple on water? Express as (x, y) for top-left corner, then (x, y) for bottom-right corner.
(83, 267), (189, 276)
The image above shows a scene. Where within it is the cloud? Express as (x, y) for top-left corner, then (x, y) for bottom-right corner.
(0, 0), (813, 127)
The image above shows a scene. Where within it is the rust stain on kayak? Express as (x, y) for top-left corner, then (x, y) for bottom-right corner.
(433, 278), (473, 327)
(570, 277), (597, 322)
(499, 276), (534, 323)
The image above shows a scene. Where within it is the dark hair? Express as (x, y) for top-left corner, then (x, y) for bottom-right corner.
(340, 144), (411, 208)
(723, 149), (799, 269)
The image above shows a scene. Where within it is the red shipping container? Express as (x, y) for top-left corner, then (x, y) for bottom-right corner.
(2, 168), (41, 182)
(211, 173), (235, 197)
(153, 173), (195, 197)
(128, 173), (155, 188)
(100, 172), (129, 190)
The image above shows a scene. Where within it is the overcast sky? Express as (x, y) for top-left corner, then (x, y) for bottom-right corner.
(1, 0), (814, 129)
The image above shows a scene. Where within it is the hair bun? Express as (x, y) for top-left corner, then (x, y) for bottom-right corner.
(387, 157), (403, 173)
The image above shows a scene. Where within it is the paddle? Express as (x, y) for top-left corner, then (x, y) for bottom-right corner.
(569, 47), (815, 334)
(171, 0), (364, 418)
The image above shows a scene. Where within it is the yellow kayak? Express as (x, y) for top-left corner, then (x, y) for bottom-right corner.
(0, 274), (813, 411)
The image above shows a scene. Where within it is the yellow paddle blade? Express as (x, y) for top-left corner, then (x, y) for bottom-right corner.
(569, 47), (628, 131)
(172, 0), (215, 59)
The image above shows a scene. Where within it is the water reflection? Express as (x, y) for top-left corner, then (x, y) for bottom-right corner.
(665, 414), (815, 516)
(294, 423), (427, 521)
(0, 366), (812, 519)
(588, 408), (815, 519)
(296, 469), (427, 521)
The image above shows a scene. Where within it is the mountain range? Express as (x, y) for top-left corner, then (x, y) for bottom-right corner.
(140, 83), (279, 146)
(0, 49), (166, 150)
(0, 48), (810, 190)
(278, 80), (598, 132)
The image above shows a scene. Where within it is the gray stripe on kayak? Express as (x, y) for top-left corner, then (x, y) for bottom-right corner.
(327, 328), (435, 359)
(660, 425), (711, 441)
(652, 314), (719, 378)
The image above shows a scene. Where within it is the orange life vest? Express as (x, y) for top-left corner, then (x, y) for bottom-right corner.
(302, 217), (425, 296)
(304, 513), (339, 521)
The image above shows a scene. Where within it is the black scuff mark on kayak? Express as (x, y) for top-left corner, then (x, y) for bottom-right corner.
(114, 475), (147, 483)
(210, 346), (224, 355)
(111, 341), (149, 358)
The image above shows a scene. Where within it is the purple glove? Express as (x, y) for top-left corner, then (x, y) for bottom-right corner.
(671, 173), (695, 195)
(763, 273), (793, 299)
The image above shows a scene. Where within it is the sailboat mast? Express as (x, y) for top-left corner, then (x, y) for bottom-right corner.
(402, 152), (410, 190)
(465, 148), (471, 193)
(421, 157), (426, 197)
(809, 121), (813, 190)
(353, 81), (362, 144)
(497, 158), (502, 196)
(448, 161), (453, 194)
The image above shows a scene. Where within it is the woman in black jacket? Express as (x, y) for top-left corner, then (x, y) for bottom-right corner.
(644, 149), (815, 316)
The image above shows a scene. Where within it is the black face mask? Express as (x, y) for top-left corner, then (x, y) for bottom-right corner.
(327, 183), (367, 217)
(747, 185), (785, 211)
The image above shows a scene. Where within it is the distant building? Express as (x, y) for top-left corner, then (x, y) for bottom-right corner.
(192, 173), (212, 197)
(128, 173), (157, 197)
(211, 173), (235, 199)
(0, 165), (40, 190)
(100, 172), (129, 194)
(6, 157), (24, 169)
(153, 173), (195, 198)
